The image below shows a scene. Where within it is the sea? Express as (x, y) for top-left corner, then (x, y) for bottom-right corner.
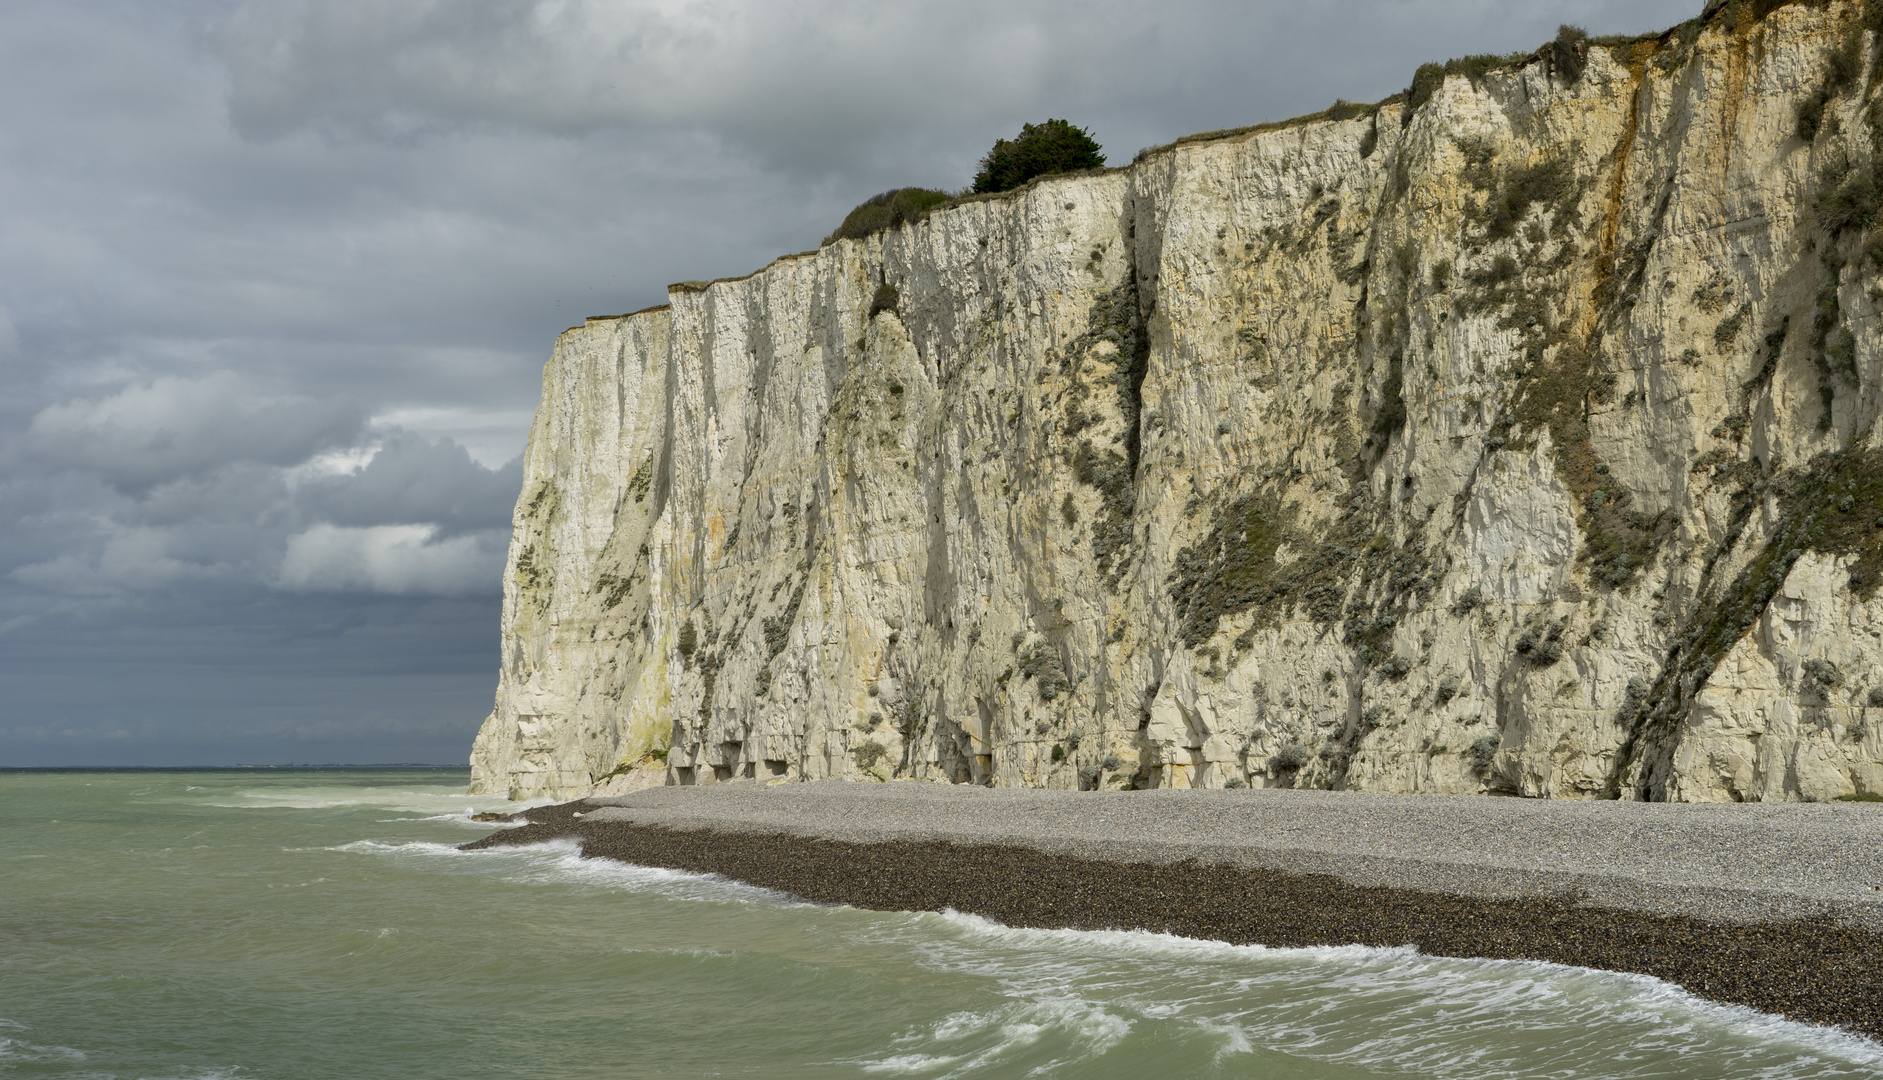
(1, 768), (1879, 1079)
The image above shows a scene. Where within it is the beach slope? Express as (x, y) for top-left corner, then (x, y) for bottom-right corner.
(468, 783), (1883, 1037)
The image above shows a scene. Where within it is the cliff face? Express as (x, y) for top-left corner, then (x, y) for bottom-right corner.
(472, 2), (1883, 803)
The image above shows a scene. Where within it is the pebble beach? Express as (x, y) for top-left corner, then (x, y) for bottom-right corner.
(469, 782), (1883, 1038)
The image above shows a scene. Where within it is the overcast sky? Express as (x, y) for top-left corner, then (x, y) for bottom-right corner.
(0, 0), (1698, 767)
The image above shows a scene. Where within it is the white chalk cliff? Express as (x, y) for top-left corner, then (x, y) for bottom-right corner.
(473, 1), (1883, 803)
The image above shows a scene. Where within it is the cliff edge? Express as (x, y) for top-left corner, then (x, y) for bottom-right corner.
(472, 1), (1883, 803)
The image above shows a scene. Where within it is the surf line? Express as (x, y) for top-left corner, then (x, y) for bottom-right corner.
(466, 801), (1883, 1040)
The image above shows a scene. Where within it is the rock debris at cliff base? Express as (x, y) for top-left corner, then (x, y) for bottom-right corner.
(476, 1), (1883, 803)
(467, 787), (1883, 1038)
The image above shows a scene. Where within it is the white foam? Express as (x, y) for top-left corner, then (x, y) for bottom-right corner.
(329, 836), (801, 908)
(0, 1034), (85, 1064)
(933, 908), (1404, 966)
(850, 991), (1132, 1079)
(375, 810), (535, 828)
(859, 1052), (961, 1074)
(0, 1022), (246, 1080)
(1195, 1018), (1254, 1060)
(205, 785), (549, 815)
(895, 910), (1883, 1077)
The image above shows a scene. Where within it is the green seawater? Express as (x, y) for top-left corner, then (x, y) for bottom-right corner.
(1, 770), (1879, 1079)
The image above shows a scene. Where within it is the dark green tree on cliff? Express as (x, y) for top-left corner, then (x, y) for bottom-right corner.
(970, 120), (1105, 194)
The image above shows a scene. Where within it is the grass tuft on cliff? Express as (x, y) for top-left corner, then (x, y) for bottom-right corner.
(1119, 5), (1805, 167)
(824, 188), (953, 245)
(1405, 53), (1525, 117)
(821, 122), (1105, 245)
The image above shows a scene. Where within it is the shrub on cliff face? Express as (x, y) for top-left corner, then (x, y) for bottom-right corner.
(1435, 673), (1462, 706)
(1797, 28), (1865, 143)
(1166, 495), (1279, 648)
(677, 619), (697, 659)
(825, 188), (952, 245)
(852, 741), (888, 774)
(1798, 91), (1831, 143)
(1474, 156), (1573, 241)
(1803, 657), (1844, 690)
(1270, 742), (1310, 773)
(971, 120), (1105, 194)
(1548, 25), (1589, 83)
(1018, 643), (1071, 700)
(1372, 351), (1407, 442)
(1815, 161), (1883, 238)
(1467, 733), (1501, 773)
(868, 284), (900, 318)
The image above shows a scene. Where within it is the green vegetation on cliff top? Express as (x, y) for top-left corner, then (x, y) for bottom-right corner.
(970, 119), (1106, 194)
(818, 11), (1717, 246)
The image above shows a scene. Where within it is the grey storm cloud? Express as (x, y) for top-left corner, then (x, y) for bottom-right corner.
(7, 425), (515, 602)
(25, 373), (364, 495)
(211, 0), (1140, 163)
(0, 0), (1703, 765)
(208, 0), (1703, 171)
(294, 430), (523, 537)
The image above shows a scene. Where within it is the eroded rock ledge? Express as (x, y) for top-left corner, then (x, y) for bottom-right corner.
(475, 2), (1883, 803)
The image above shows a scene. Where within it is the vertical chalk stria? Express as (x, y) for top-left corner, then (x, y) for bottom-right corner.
(475, 3), (1883, 804)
